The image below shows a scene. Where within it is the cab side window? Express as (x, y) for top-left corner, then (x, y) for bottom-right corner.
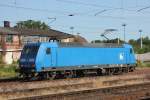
(130, 48), (133, 54)
(46, 48), (51, 54)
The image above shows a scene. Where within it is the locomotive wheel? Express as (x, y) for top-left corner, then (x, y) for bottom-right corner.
(129, 67), (134, 72)
(110, 68), (115, 75)
(105, 68), (111, 75)
(97, 69), (102, 76)
(64, 70), (73, 78)
(125, 67), (129, 73)
(76, 70), (84, 77)
(37, 72), (49, 80)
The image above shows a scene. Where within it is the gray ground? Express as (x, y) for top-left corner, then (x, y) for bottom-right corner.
(136, 52), (150, 62)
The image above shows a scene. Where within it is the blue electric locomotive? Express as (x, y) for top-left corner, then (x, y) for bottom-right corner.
(19, 42), (136, 79)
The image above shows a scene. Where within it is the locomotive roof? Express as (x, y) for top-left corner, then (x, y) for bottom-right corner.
(58, 43), (124, 48)
(25, 42), (129, 48)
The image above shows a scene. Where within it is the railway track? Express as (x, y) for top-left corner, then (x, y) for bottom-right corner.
(0, 68), (150, 99)
(0, 73), (150, 100)
(0, 68), (149, 83)
(12, 82), (150, 100)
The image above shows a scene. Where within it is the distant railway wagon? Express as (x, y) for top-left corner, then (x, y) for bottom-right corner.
(19, 42), (136, 79)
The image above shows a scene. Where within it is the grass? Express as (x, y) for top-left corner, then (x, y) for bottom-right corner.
(137, 61), (150, 68)
(0, 64), (18, 78)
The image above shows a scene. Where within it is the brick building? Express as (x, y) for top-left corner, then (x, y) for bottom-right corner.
(0, 21), (76, 64)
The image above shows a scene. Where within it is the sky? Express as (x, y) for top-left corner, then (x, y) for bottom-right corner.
(0, 0), (150, 42)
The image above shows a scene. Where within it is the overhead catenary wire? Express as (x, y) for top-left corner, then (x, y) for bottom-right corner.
(0, 3), (70, 14)
(0, 3), (124, 19)
(56, 0), (150, 15)
(1, 1), (150, 20)
(56, 0), (122, 9)
(137, 6), (150, 12)
(94, 9), (107, 16)
(0, 3), (129, 20)
(0, 0), (150, 24)
(0, 0), (150, 40)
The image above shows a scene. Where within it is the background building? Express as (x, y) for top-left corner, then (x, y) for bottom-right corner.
(0, 21), (87, 64)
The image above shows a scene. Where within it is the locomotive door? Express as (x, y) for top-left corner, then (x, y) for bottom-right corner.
(44, 47), (52, 67)
(51, 47), (57, 67)
(124, 49), (130, 64)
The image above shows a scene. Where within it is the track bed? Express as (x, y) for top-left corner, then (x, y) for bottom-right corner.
(0, 68), (150, 100)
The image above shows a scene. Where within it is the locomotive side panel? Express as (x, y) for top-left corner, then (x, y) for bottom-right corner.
(56, 47), (128, 67)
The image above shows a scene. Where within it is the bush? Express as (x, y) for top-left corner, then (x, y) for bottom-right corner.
(137, 61), (150, 68)
(0, 54), (3, 64)
(0, 64), (18, 78)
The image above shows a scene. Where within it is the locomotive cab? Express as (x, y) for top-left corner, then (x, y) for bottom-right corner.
(19, 43), (40, 74)
(123, 44), (136, 64)
(19, 42), (57, 76)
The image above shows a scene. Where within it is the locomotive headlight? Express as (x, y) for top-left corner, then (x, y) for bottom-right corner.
(29, 58), (34, 62)
(31, 64), (35, 67)
(20, 59), (26, 62)
(20, 65), (23, 67)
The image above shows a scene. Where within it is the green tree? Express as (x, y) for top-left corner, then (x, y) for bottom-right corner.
(15, 20), (50, 30)
(0, 53), (3, 64)
(128, 36), (150, 54)
(92, 36), (150, 54)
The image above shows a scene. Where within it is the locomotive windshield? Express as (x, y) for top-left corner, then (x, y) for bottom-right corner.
(22, 45), (39, 55)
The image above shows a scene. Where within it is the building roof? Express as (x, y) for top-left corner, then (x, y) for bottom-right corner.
(0, 27), (73, 39)
(0, 48), (22, 52)
(73, 35), (88, 44)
